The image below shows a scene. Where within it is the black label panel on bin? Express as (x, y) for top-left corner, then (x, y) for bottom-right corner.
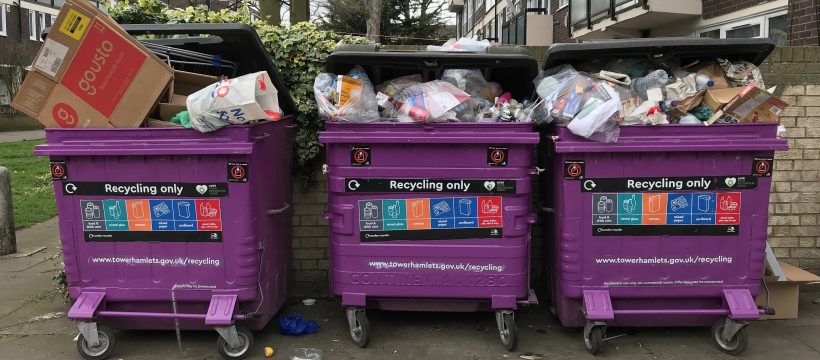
(564, 161), (584, 180)
(227, 162), (249, 182)
(487, 146), (508, 167)
(357, 196), (504, 241)
(593, 225), (739, 236)
(61, 182), (229, 197)
(580, 176), (757, 192)
(50, 161), (68, 180)
(752, 158), (773, 177)
(345, 178), (516, 194)
(84, 231), (222, 242)
(351, 146), (371, 166)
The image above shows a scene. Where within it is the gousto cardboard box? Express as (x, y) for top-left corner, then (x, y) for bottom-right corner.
(12, 0), (173, 128)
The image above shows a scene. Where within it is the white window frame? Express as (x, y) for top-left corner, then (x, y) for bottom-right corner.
(50, 14), (57, 26)
(38, 12), (46, 42)
(557, 0), (568, 10)
(0, 5), (7, 37)
(29, 10), (38, 41)
(694, 10), (787, 41)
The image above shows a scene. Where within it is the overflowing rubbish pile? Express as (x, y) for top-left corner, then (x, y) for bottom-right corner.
(314, 66), (542, 123)
(314, 52), (789, 143)
(534, 57), (788, 141)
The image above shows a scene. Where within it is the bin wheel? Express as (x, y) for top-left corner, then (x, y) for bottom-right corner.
(498, 312), (518, 351)
(584, 326), (604, 355)
(349, 310), (370, 348)
(77, 325), (116, 360)
(711, 321), (748, 355)
(217, 327), (253, 360)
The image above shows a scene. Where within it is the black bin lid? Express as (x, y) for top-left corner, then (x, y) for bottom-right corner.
(326, 45), (540, 101)
(542, 38), (776, 70)
(121, 23), (297, 115)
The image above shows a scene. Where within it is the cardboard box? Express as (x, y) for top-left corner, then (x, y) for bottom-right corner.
(152, 70), (216, 120)
(171, 70), (217, 98)
(703, 87), (744, 113)
(12, 0), (173, 128)
(755, 262), (820, 319)
(146, 119), (183, 128)
(722, 84), (789, 124)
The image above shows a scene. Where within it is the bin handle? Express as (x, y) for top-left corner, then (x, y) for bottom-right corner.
(252, 132), (271, 141)
(540, 206), (554, 213)
(267, 202), (291, 215)
(284, 124), (297, 129)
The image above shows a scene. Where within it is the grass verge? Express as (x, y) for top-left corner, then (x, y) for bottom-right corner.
(0, 140), (55, 229)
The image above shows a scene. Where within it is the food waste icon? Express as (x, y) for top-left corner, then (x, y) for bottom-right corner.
(363, 202), (379, 219)
(84, 203), (101, 219)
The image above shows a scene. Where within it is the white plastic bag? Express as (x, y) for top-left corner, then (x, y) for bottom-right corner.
(187, 71), (282, 132)
(566, 82), (621, 140)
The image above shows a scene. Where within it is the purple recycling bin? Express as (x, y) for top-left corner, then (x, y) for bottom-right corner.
(320, 122), (539, 350)
(543, 123), (787, 355)
(34, 120), (294, 360)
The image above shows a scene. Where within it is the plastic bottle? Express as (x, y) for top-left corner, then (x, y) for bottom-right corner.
(672, 70), (691, 81)
(694, 73), (715, 90)
(630, 69), (670, 98)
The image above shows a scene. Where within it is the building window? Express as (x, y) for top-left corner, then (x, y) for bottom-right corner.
(29, 11), (38, 41)
(485, 0), (494, 12)
(0, 5), (6, 37)
(699, 29), (720, 39)
(39, 12), (46, 41)
(557, 0), (568, 10)
(726, 23), (760, 39)
(768, 14), (787, 46)
(51, 14), (57, 27)
(694, 10), (787, 46)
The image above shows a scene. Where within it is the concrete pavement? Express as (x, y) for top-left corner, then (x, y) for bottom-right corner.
(0, 130), (45, 143)
(1, 218), (819, 359)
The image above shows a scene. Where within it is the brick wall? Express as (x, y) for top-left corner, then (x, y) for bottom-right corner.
(759, 46), (820, 274)
(550, 0), (572, 43)
(789, 0), (820, 46)
(290, 171), (331, 296)
(702, 0), (779, 19)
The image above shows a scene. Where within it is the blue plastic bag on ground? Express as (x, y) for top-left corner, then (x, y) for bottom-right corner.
(279, 314), (321, 335)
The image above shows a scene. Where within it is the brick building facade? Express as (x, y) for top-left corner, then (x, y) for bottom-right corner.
(702, 0), (780, 19)
(788, 0), (820, 45)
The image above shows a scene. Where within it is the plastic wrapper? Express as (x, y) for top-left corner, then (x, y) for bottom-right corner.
(441, 69), (502, 102)
(278, 314), (320, 336)
(565, 81), (622, 141)
(689, 104), (713, 121)
(623, 101), (669, 126)
(427, 37), (492, 52)
(718, 58), (765, 88)
(375, 74), (422, 98)
(313, 66), (380, 122)
(376, 75), (422, 118)
(392, 80), (471, 122)
(290, 348), (324, 360)
(187, 71), (283, 133)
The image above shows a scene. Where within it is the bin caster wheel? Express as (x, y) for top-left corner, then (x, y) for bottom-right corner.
(347, 308), (370, 348)
(217, 327), (253, 360)
(496, 311), (518, 351)
(584, 325), (605, 355)
(711, 320), (748, 355)
(77, 325), (116, 360)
